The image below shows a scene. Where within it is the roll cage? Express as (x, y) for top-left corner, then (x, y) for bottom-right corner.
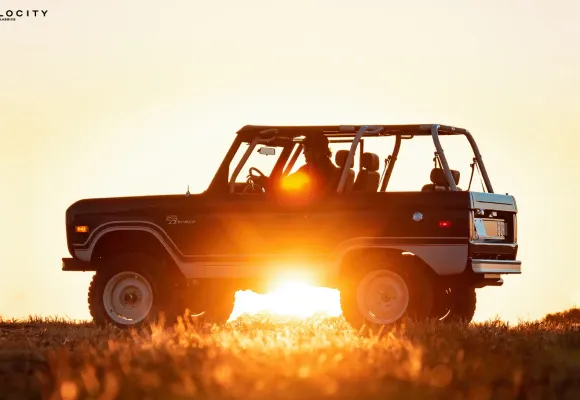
(207, 124), (494, 195)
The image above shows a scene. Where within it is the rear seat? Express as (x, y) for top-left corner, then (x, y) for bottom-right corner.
(354, 152), (380, 192)
(421, 168), (461, 191)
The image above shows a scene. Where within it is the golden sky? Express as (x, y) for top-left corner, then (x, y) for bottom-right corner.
(1, 0), (579, 323)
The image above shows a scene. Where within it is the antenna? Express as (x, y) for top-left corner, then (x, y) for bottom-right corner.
(185, 185), (190, 197)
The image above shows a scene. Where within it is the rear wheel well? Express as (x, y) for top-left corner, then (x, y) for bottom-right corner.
(91, 231), (185, 280)
(339, 248), (436, 280)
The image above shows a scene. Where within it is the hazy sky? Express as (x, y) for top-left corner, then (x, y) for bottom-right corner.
(1, 0), (579, 323)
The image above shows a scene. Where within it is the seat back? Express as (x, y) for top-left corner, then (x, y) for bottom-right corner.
(354, 152), (380, 192)
(421, 168), (461, 191)
(335, 150), (355, 192)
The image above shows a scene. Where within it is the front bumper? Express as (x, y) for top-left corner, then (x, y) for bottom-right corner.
(471, 258), (522, 274)
(62, 257), (93, 271)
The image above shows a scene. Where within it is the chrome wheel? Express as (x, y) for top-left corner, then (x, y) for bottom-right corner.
(356, 269), (410, 324)
(102, 271), (154, 325)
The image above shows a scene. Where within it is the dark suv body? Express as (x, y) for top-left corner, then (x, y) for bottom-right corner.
(62, 124), (521, 330)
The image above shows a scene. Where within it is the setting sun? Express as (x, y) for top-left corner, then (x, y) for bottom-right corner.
(230, 283), (343, 320)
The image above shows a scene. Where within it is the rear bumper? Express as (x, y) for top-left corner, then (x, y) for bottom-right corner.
(62, 257), (93, 272)
(471, 258), (522, 274)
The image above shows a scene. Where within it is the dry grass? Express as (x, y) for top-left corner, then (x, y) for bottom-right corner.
(0, 310), (579, 400)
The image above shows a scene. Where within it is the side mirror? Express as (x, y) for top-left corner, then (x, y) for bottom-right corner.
(258, 146), (276, 156)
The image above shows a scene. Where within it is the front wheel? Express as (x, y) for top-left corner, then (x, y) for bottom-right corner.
(88, 253), (184, 329)
(340, 255), (434, 333)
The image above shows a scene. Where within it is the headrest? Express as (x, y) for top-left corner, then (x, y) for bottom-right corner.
(361, 152), (380, 171)
(430, 168), (460, 186)
(335, 150), (354, 168)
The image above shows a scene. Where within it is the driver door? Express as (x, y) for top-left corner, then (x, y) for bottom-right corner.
(201, 141), (298, 256)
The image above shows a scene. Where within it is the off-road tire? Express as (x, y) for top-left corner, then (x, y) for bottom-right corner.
(88, 252), (185, 329)
(186, 280), (236, 326)
(431, 285), (477, 324)
(203, 292), (236, 325)
(340, 253), (434, 333)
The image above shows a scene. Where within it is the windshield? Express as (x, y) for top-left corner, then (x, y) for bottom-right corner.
(229, 142), (282, 186)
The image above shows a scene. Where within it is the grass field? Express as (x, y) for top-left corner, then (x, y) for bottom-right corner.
(0, 309), (579, 400)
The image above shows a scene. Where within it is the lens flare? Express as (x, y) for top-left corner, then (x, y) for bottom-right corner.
(280, 171), (311, 192)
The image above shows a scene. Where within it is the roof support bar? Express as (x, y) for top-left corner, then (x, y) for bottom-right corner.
(430, 124), (494, 193)
(337, 125), (383, 193)
(464, 130), (494, 193)
(430, 124), (459, 191)
(379, 134), (402, 192)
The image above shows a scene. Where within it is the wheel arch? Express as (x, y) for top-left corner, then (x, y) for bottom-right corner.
(338, 247), (436, 280)
(90, 230), (185, 280)
(335, 241), (468, 277)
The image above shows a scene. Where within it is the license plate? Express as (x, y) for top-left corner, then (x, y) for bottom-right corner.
(474, 218), (506, 239)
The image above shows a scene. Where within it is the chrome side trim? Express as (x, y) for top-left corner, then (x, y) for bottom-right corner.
(471, 259), (521, 274)
(178, 244), (470, 279)
(179, 262), (331, 279)
(73, 225), (183, 265)
(332, 237), (469, 276)
(73, 223), (471, 278)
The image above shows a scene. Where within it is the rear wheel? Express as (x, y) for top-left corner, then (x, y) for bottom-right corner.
(431, 284), (477, 323)
(340, 254), (434, 333)
(186, 280), (237, 325)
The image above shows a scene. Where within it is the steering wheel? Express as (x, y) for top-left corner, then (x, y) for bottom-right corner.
(248, 167), (266, 180)
(244, 167), (268, 193)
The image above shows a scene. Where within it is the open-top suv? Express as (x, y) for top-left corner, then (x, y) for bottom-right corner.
(62, 124), (521, 330)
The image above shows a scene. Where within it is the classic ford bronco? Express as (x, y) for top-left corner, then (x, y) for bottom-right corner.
(62, 124), (521, 330)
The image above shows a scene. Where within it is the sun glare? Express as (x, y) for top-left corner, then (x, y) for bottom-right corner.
(280, 171), (311, 192)
(229, 281), (343, 320)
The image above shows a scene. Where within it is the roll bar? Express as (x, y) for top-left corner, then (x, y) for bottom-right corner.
(336, 125), (383, 193)
(336, 124), (494, 193)
(462, 129), (494, 193)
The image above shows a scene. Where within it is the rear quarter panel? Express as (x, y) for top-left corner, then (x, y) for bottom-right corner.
(297, 191), (473, 276)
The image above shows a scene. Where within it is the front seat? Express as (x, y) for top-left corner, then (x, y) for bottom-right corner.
(353, 152), (381, 192)
(421, 168), (461, 191)
(335, 150), (355, 192)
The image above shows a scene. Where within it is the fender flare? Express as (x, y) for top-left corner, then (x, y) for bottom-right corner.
(73, 224), (182, 266)
(332, 237), (468, 276)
